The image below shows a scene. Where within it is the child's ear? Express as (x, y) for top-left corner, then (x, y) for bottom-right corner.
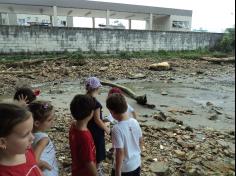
(34, 120), (41, 128)
(89, 111), (94, 118)
(110, 110), (115, 116)
(0, 137), (7, 150)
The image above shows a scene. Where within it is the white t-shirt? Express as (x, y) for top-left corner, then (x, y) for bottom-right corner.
(107, 104), (135, 124)
(112, 118), (142, 173)
(33, 132), (59, 176)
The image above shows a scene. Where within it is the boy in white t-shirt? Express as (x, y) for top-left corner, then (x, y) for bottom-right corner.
(106, 87), (137, 124)
(106, 93), (143, 176)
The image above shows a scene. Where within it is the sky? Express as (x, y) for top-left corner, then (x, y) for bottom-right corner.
(86, 0), (235, 32)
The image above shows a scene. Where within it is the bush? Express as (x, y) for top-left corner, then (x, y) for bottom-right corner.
(119, 51), (131, 59)
(213, 27), (235, 53)
(69, 50), (85, 60)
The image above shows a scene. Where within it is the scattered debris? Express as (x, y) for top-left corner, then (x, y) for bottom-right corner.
(149, 62), (171, 71)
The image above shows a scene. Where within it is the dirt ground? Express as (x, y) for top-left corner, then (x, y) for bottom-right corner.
(0, 57), (235, 175)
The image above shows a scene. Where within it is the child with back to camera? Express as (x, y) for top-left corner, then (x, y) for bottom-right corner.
(28, 101), (59, 176)
(14, 87), (40, 106)
(106, 94), (143, 176)
(69, 94), (98, 176)
(85, 77), (110, 176)
(0, 103), (43, 176)
(107, 87), (137, 124)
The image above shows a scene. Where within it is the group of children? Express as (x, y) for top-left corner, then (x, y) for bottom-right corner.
(0, 77), (143, 176)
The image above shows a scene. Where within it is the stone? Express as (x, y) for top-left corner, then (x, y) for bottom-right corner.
(174, 150), (186, 158)
(228, 131), (235, 136)
(196, 70), (204, 74)
(172, 158), (183, 165)
(206, 102), (214, 106)
(160, 105), (169, 107)
(201, 161), (235, 173)
(149, 62), (171, 71)
(99, 66), (108, 71)
(149, 162), (169, 175)
(153, 112), (167, 121)
(185, 126), (194, 132)
(161, 91), (168, 96)
(208, 114), (218, 120)
(217, 140), (230, 148)
(128, 73), (146, 79)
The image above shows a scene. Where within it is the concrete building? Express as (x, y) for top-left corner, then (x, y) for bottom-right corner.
(0, 0), (192, 31)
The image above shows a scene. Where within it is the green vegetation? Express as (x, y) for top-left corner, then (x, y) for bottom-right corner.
(212, 27), (235, 53)
(0, 49), (232, 63)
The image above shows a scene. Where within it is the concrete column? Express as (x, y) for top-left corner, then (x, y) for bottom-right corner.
(0, 13), (3, 25)
(129, 19), (132, 30)
(66, 16), (73, 27)
(53, 6), (58, 26)
(92, 17), (96, 28)
(149, 13), (153, 30)
(8, 13), (17, 25)
(50, 16), (53, 26)
(145, 20), (150, 30)
(0, 13), (2, 25)
(106, 9), (110, 26)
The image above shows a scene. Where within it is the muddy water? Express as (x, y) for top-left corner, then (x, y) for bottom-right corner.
(1, 74), (235, 132)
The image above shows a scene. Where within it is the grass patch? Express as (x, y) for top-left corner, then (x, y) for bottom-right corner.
(0, 49), (232, 63)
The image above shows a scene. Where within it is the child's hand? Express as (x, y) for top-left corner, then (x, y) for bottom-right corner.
(38, 160), (52, 171)
(17, 94), (29, 107)
(105, 128), (111, 135)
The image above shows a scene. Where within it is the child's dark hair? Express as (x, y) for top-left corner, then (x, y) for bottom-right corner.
(86, 85), (98, 94)
(14, 87), (36, 103)
(106, 93), (128, 114)
(28, 101), (54, 122)
(70, 94), (95, 121)
(0, 103), (31, 137)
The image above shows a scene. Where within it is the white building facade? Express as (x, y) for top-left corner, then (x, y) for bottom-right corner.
(0, 0), (192, 31)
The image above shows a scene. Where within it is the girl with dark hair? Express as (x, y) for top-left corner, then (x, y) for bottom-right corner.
(0, 103), (43, 176)
(28, 101), (59, 176)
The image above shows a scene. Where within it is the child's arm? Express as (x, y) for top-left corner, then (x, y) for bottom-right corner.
(94, 108), (110, 134)
(33, 138), (49, 161)
(38, 160), (52, 171)
(86, 161), (98, 176)
(115, 148), (125, 176)
(131, 111), (138, 119)
(33, 138), (52, 171)
(139, 137), (144, 152)
(128, 105), (137, 119)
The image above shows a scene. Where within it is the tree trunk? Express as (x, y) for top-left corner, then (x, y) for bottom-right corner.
(101, 81), (155, 109)
(201, 57), (235, 64)
(0, 70), (39, 75)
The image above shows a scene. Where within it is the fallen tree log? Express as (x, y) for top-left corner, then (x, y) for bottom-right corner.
(3, 56), (68, 68)
(0, 70), (39, 75)
(101, 81), (155, 109)
(201, 57), (235, 64)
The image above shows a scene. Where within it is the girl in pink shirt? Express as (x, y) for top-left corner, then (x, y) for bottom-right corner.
(0, 103), (42, 176)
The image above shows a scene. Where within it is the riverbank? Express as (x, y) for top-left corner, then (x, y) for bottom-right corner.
(0, 56), (235, 175)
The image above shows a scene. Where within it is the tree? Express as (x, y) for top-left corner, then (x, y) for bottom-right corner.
(220, 26), (235, 52)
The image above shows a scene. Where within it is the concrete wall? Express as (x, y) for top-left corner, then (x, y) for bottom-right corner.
(0, 26), (223, 53)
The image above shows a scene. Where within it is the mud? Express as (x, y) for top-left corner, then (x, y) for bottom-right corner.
(0, 57), (235, 175)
